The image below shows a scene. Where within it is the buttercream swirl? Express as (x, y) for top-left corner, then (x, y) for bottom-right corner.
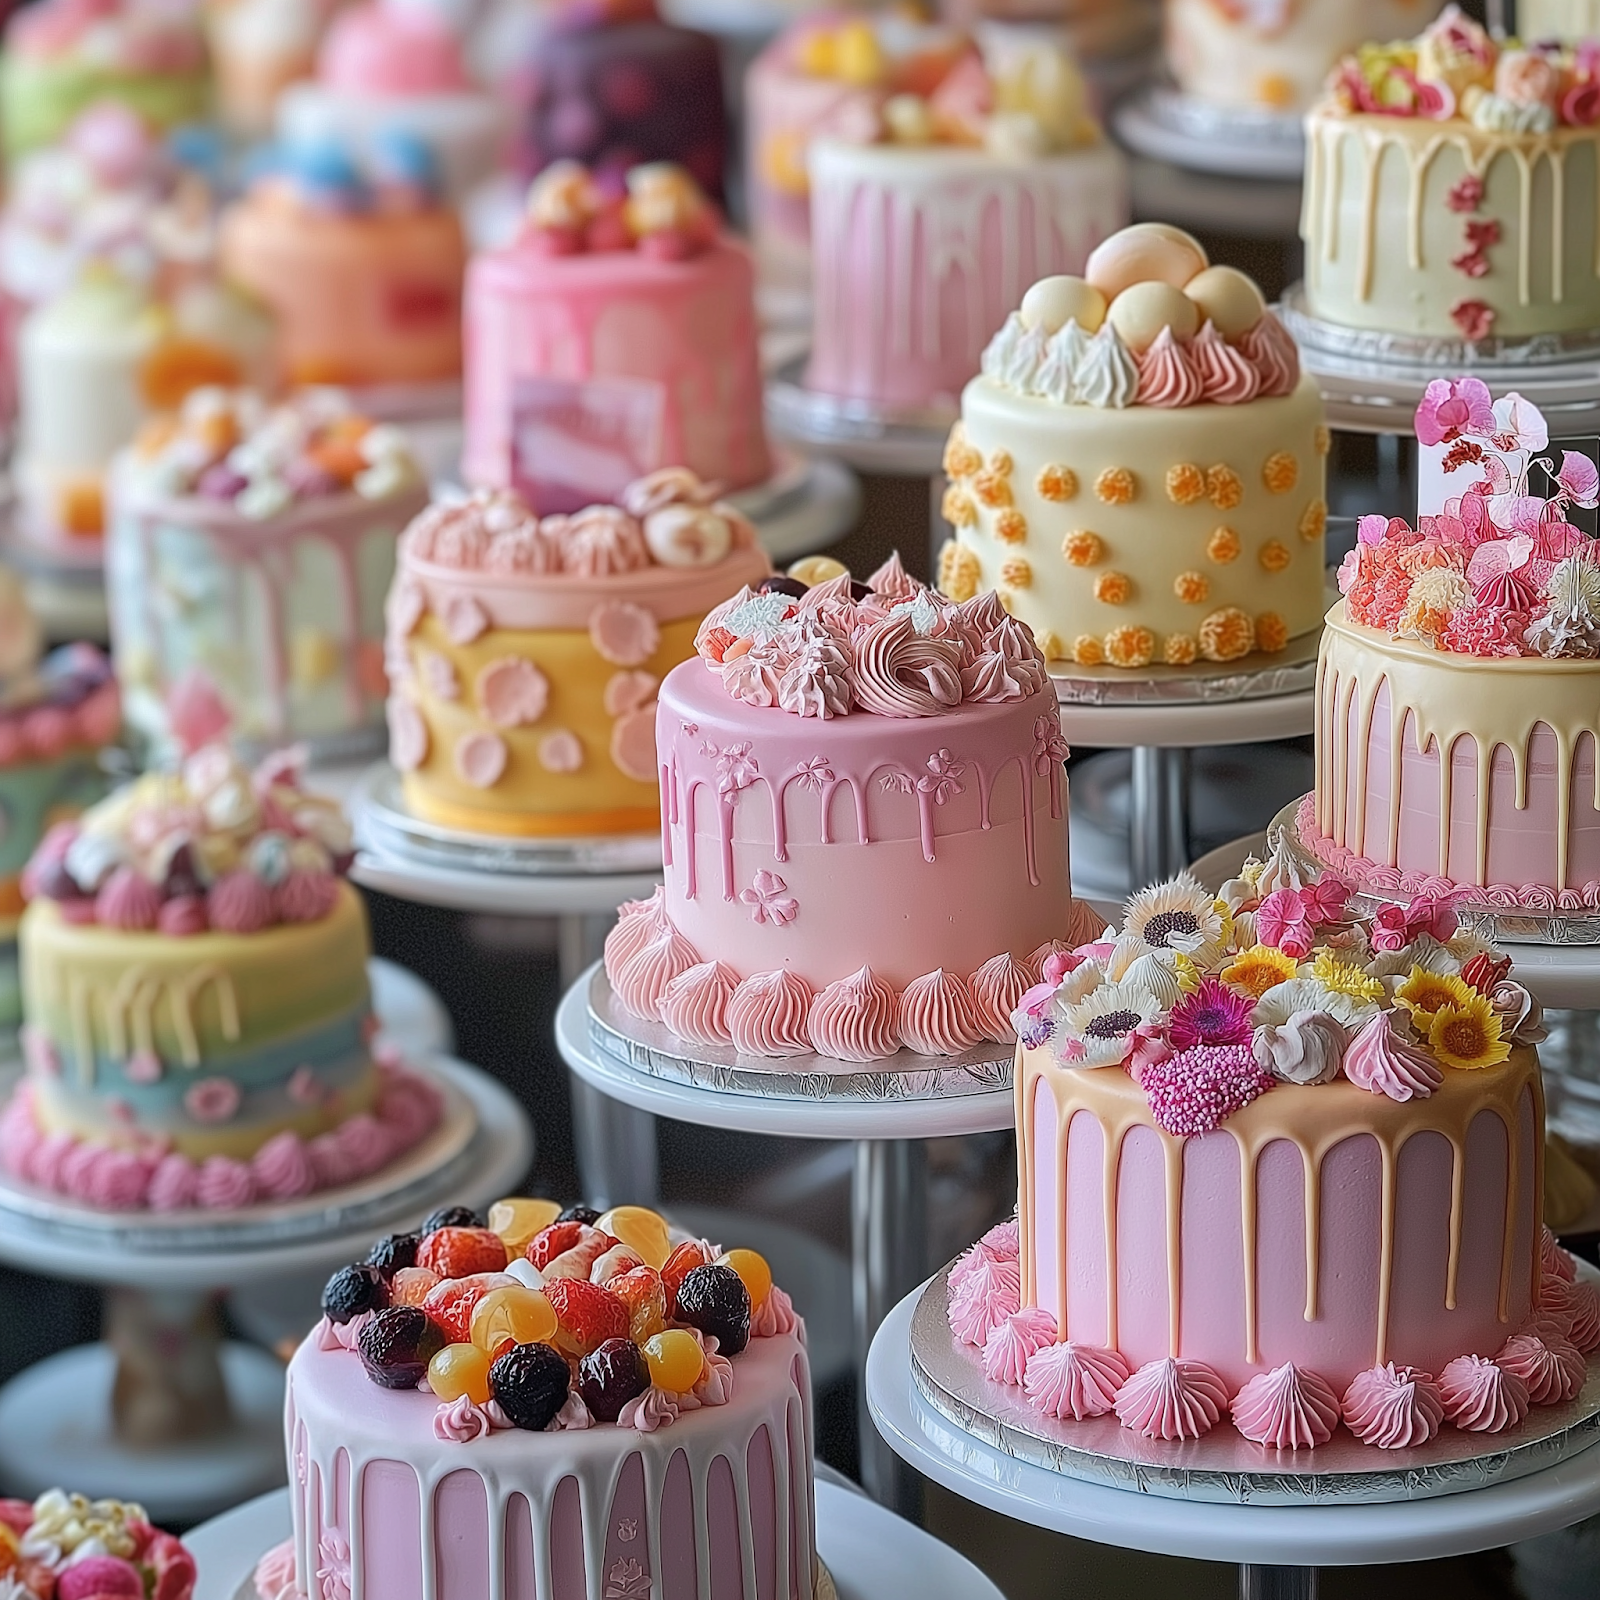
(255, 1540), (298, 1600)
(721, 639), (787, 708)
(948, 1255), (1021, 1347)
(1134, 326), (1203, 408)
(434, 1396), (498, 1442)
(850, 615), (963, 719)
(1033, 319), (1089, 403)
(315, 1312), (372, 1353)
(612, 926), (699, 1021)
(1342, 1011), (1443, 1101)
(604, 888), (667, 971)
(252, 1130), (318, 1200)
(751, 1284), (798, 1338)
(868, 553), (920, 602)
(806, 966), (899, 1062)
(1542, 1227), (1578, 1283)
(982, 1217), (1020, 1259)
(561, 505), (651, 577)
(777, 635), (853, 719)
(679, 1347), (735, 1410)
(657, 962), (738, 1047)
(550, 1392), (593, 1431)
(970, 953), (1034, 1044)
(1022, 1340), (1131, 1420)
(1114, 1357), (1229, 1440)
(1074, 322), (1138, 409)
(1495, 1331), (1586, 1405)
(981, 1306), (1057, 1387)
(1189, 319), (1262, 405)
(1562, 1282), (1600, 1354)
(1340, 1364), (1445, 1449)
(618, 1387), (680, 1432)
(726, 970), (814, 1056)
(898, 969), (985, 1055)
(1229, 1363), (1340, 1449)
(196, 1156), (257, 1209)
(949, 1241), (1001, 1297)
(1238, 314), (1299, 398)
(1251, 1011), (1347, 1086)
(1439, 1354), (1529, 1432)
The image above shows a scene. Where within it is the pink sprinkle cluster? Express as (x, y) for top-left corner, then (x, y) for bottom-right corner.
(1141, 1045), (1275, 1137)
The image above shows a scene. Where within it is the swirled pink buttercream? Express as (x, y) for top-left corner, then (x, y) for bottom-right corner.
(752, 1285), (798, 1338)
(550, 1392), (592, 1431)
(658, 962), (738, 1047)
(850, 615), (963, 718)
(678, 1347), (735, 1410)
(726, 970), (814, 1056)
(252, 1130), (318, 1200)
(316, 1312), (373, 1353)
(1343, 1011), (1443, 1101)
(561, 506), (651, 577)
(898, 969), (985, 1055)
(1563, 1283), (1600, 1354)
(604, 888), (667, 976)
(94, 867), (162, 931)
(208, 870), (274, 934)
(337, 1113), (397, 1178)
(948, 1256), (1020, 1347)
(83, 1147), (156, 1209)
(981, 1307), (1057, 1387)
(158, 895), (209, 936)
(806, 967), (899, 1062)
(1134, 327), (1203, 408)
(613, 926), (699, 1020)
(868, 552), (919, 601)
(982, 1217), (1020, 1258)
(1114, 1358), (1229, 1440)
(1229, 1363), (1340, 1449)
(1340, 1363), (1444, 1448)
(147, 1152), (199, 1210)
(1023, 1341), (1131, 1420)
(969, 953), (1033, 1044)
(1541, 1227), (1578, 1284)
(274, 871), (339, 925)
(1238, 314), (1300, 397)
(1189, 320), (1262, 405)
(255, 1538), (298, 1600)
(619, 1387), (680, 1432)
(1439, 1353), (1529, 1431)
(433, 1396), (499, 1442)
(1495, 1331), (1586, 1405)
(197, 1156), (257, 1209)
(949, 1241), (999, 1297)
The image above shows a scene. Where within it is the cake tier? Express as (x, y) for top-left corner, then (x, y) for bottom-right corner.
(805, 140), (1128, 412)
(1301, 109), (1600, 341)
(950, 372), (1328, 666)
(1019, 1041), (1541, 1392)
(461, 239), (770, 506)
(283, 1328), (817, 1600)
(656, 660), (1071, 993)
(1521, 0), (1600, 35)
(20, 885), (376, 1161)
(390, 545), (768, 836)
(1311, 605), (1600, 906)
(109, 483), (427, 760)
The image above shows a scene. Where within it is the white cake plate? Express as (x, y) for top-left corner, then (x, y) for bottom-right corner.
(766, 356), (954, 477)
(1112, 85), (1306, 181)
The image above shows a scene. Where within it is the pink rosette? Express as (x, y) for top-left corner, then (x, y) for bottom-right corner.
(897, 969), (984, 1055)
(949, 1241), (998, 1297)
(275, 870), (339, 925)
(1229, 1363), (1340, 1449)
(726, 970), (814, 1056)
(157, 895), (209, 936)
(252, 1131), (318, 1200)
(1341, 1364), (1445, 1449)
(604, 888), (667, 971)
(969, 953), (1033, 1044)
(1438, 1353), (1529, 1432)
(1541, 1227), (1578, 1283)
(83, 1147), (156, 1211)
(867, 552), (920, 601)
(960, 650), (1036, 704)
(981, 1306), (1057, 1387)
(658, 961), (738, 1047)
(195, 1156), (256, 1209)
(560, 506), (650, 577)
(612, 926), (700, 1021)
(94, 866), (162, 931)
(1189, 320), (1261, 405)
(619, 1387), (681, 1432)
(433, 1396), (496, 1443)
(1342, 1012), (1443, 1101)
(949, 1256), (1021, 1347)
(850, 615), (963, 718)
(751, 1284), (798, 1338)
(308, 1133), (348, 1190)
(1238, 314), (1299, 398)
(1495, 1331), (1585, 1405)
(1562, 1283), (1600, 1355)
(1023, 1341), (1131, 1421)
(147, 1152), (200, 1210)
(806, 967), (900, 1062)
(1134, 326), (1203, 408)
(1115, 1357), (1230, 1441)
(337, 1113), (398, 1179)
(982, 1217), (1020, 1259)
(29, 1129), (78, 1192)
(208, 871), (275, 934)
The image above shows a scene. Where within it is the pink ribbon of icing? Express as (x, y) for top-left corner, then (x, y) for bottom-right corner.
(1023, 1341), (1131, 1421)
(1114, 1358), (1229, 1440)
(1229, 1363), (1340, 1449)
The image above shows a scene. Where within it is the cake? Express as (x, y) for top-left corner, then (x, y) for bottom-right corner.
(386, 470), (770, 838)
(107, 387), (429, 764)
(940, 223), (1329, 670)
(1520, 0), (1600, 39)
(0, 1487), (195, 1597)
(0, 747), (445, 1213)
(1307, 377), (1600, 914)
(255, 1199), (820, 1600)
(277, 1), (507, 204)
(206, 0), (343, 138)
(219, 139), (467, 394)
(513, 0), (728, 202)
(461, 161), (772, 506)
(1301, 8), (1600, 344)
(604, 556), (1079, 1063)
(803, 29), (1129, 414)
(951, 864), (1600, 1450)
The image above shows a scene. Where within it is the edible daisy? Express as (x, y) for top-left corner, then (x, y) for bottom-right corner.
(1168, 978), (1254, 1049)
(1252, 976), (1380, 1032)
(1395, 966), (1475, 1020)
(1122, 875), (1229, 968)
(1302, 950), (1386, 1008)
(1059, 983), (1162, 1069)
(1221, 944), (1299, 999)
(1427, 995), (1511, 1071)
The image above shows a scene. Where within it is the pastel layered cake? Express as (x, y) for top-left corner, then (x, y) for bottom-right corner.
(107, 387), (429, 763)
(462, 161), (771, 506)
(386, 470), (769, 837)
(942, 222), (1329, 669)
(605, 557), (1078, 1063)
(0, 749), (442, 1212)
(953, 865), (1597, 1449)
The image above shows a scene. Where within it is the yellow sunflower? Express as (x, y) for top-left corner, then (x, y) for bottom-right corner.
(1303, 950), (1386, 1006)
(1396, 966), (1475, 1020)
(1221, 944), (1299, 999)
(1427, 997), (1511, 1072)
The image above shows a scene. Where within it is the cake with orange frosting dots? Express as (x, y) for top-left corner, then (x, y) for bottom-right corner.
(942, 221), (1329, 670)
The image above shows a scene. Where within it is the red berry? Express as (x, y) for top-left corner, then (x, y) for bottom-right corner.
(417, 1226), (509, 1280)
(422, 1272), (518, 1344)
(543, 1276), (628, 1356)
(527, 1220), (584, 1270)
(662, 1240), (709, 1311)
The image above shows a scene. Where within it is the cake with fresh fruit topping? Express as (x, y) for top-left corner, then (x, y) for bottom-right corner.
(254, 1198), (820, 1600)
(941, 222), (1329, 669)
(0, 1487), (195, 1599)
(950, 862), (1599, 1452)
(0, 747), (444, 1212)
(386, 468), (769, 838)
(605, 555), (1082, 1062)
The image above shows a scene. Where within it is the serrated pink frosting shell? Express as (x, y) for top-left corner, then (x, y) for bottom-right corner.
(1114, 1357), (1229, 1440)
(949, 1256), (1021, 1347)
(981, 1306), (1057, 1387)
(1541, 1228), (1578, 1283)
(969, 952), (1032, 1045)
(1340, 1364), (1445, 1449)
(1495, 1331), (1586, 1405)
(897, 969), (984, 1055)
(657, 961), (737, 1047)
(1230, 1363), (1340, 1449)
(725, 970), (813, 1056)
(612, 927), (699, 1020)
(1438, 1353), (1530, 1432)
(807, 966), (899, 1061)
(1023, 1341), (1131, 1420)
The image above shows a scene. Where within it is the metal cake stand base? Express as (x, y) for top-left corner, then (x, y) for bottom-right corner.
(1113, 85), (1306, 181)
(766, 357), (955, 478)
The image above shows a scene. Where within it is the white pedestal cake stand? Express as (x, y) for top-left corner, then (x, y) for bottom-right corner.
(766, 355), (954, 479)
(867, 1282), (1600, 1600)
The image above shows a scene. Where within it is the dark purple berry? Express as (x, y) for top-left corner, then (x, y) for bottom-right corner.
(758, 576), (808, 600)
(557, 1204), (601, 1226)
(577, 1337), (650, 1423)
(422, 1204), (483, 1234)
(490, 1342), (571, 1430)
(322, 1263), (388, 1324)
(366, 1232), (421, 1279)
(358, 1306), (444, 1389)
(673, 1263), (751, 1356)
(849, 581), (873, 602)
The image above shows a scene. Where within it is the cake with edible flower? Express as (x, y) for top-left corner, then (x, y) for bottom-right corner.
(605, 555), (1080, 1063)
(941, 222), (1329, 669)
(1302, 6), (1600, 345)
(0, 747), (445, 1213)
(255, 1197), (820, 1600)
(803, 26), (1129, 413)
(387, 468), (770, 838)
(107, 386), (428, 764)
(951, 861), (1599, 1451)
(1308, 378), (1600, 914)
(0, 1487), (195, 1599)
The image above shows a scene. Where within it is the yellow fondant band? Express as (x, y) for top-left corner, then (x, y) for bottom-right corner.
(402, 779), (658, 839)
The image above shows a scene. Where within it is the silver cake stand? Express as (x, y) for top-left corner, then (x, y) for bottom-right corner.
(1113, 85), (1306, 181)
(766, 355), (956, 478)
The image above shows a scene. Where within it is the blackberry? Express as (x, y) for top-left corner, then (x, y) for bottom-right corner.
(358, 1306), (444, 1389)
(849, 581), (873, 602)
(421, 1204), (483, 1235)
(365, 1232), (421, 1279)
(577, 1337), (650, 1422)
(673, 1263), (751, 1356)
(322, 1263), (389, 1325)
(556, 1204), (601, 1227)
(490, 1342), (571, 1430)
(757, 576), (808, 600)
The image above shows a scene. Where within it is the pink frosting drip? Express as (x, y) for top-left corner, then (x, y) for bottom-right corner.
(612, 926), (699, 1020)
(897, 969), (984, 1055)
(1542, 1227), (1578, 1284)
(1022, 1340), (1131, 1420)
(657, 961), (738, 1047)
(1134, 327), (1203, 408)
(969, 953), (1033, 1045)
(949, 1255), (1021, 1347)
(806, 966), (900, 1062)
(1340, 1363), (1445, 1449)
(751, 1284), (798, 1338)
(1189, 320), (1262, 405)
(981, 1306), (1057, 1387)
(1238, 314), (1300, 397)
(726, 970), (814, 1056)
(1114, 1358), (1229, 1441)
(1230, 1363), (1340, 1449)
(1342, 1011), (1443, 1101)
(1438, 1353), (1530, 1432)
(1495, 1331), (1586, 1405)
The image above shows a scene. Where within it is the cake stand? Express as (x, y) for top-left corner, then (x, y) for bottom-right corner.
(0, 508), (108, 642)
(867, 1281), (1600, 1600)
(766, 356), (954, 478)
(1113, 86), (1306, 181)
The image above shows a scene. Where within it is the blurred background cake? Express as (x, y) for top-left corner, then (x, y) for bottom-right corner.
(205, 0), (346, 140)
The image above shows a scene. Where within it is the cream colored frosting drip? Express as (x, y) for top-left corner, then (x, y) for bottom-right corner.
(1017, 1043), (1541, 1370)
(1315, 605), (1600, 888)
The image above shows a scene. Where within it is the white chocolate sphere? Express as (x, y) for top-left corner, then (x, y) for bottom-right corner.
(1183, 265), (1267, 339)
(1107, 280), (1200, 354)
(1085, 223), (1209, 299)
(1019, 275), (1107, 335)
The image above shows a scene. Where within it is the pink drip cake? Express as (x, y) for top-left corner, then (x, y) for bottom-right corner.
(254, 1199), (821, 1600)
(0, 1487), (196, 1597)
(1306, 378), (1600, 915)
(950, 865), (1600, 1451)
(603, 555), (1080, 1062)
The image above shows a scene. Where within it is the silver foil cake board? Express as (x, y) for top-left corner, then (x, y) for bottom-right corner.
(351, 762), (664, 878)
(1112, 85), (1306, 181)
(910, 1262), (1600, 1507)
(587, 965), (1015, 1105)
(766, 356), (955, 477)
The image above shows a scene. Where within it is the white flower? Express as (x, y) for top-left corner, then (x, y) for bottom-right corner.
(1114, 950), (1187, 1010)
(1049, 960), (1106, 1013)
(1122, 874), (1228, 965)
(1252, 977), (1379, 1032)
(1059, 982), (1161, 1068)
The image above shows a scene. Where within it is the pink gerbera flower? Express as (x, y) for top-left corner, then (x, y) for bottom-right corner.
(1168, 978), (1254, 1050)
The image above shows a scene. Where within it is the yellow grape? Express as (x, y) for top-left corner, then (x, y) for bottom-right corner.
(471, 1286), (557, 1355)
(595, 1206), (671, 1269)
(487, 1197), (562, 1256)
(717, 1248), (772, 1309)
(642, 1329), (705, 1394)
(429, 1343), (493, 1405)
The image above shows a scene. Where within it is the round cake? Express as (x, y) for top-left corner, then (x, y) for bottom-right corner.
(0, 1489), (195, 1598)
(942, 223), (1329, 669)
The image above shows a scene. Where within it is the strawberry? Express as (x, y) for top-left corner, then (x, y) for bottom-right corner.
(611, 1266), (667, 1343)
(417, 1226), (508, 1280)
(662, 1241), (710, 1314)
(422, 1272), (518, 1343)
(390, 1266), (442, 1307)
(543, 1277), (629, 1357)
(527, 1220), (585, 1270)
(541, 1225), (615, 1283)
